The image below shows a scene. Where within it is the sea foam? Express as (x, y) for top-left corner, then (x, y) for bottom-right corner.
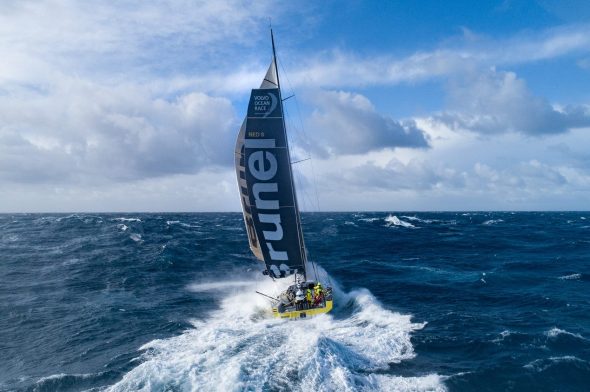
(107, 276), (444, 392)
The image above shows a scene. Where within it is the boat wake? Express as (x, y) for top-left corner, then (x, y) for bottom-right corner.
(107, 277), (445, 392)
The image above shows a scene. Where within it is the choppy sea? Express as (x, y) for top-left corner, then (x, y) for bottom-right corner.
(1, 212), (589, 391)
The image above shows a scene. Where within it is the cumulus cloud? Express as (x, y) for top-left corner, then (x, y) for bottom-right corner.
(435, 69), (590, 135)
(336, 159), (465, 191)
(300, 121), (590, 211)
(471, 160), (568, 191)
(0, 0), (292, 186)
(304, 90), (429, 156)
(319, 155), (583, 204)
(0, 80), (237, 184)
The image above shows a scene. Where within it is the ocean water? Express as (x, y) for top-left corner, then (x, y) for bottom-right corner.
(1, 212), (589, 391)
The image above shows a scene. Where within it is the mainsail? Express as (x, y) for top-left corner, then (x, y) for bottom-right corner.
(234, 49), (307, 279)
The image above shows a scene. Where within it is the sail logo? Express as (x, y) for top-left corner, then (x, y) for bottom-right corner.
(252, 93), (278, 117)
(244, 138), (288, 263)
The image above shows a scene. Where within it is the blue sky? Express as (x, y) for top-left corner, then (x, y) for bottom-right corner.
(1, 0), (589, 211)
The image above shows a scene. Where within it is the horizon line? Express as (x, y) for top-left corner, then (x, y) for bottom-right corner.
(1, 210), (589, 214)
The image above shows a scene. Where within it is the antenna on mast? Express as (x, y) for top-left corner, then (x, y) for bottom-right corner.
(270, 27), (280, 88)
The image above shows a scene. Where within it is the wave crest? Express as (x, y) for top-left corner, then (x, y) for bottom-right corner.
(482, 219), (504, 225)
(558, 273), (581, 281)
(385, 215), (416, 228)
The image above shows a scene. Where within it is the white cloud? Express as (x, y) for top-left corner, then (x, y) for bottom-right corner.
(0, 79), (237, 184)
(274, 24), (590, 90)
(300, 123), (590, 211)
(435, 68), (590, 135)
(0, 0), (274, 66)
(0, 170), (240, 212)
(303, 90), (428, 156)
(0, 0), (286, 187)
(0, 0), (321, 96)
(340, 159), (465, 191)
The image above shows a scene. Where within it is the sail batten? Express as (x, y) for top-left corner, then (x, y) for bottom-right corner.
(235, 57), (307, 279)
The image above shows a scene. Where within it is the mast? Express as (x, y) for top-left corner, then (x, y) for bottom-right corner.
(271, 29), (281, 89)
(270, 28), (308, 280)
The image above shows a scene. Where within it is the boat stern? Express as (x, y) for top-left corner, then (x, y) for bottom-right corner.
(272, 298), (333, 319)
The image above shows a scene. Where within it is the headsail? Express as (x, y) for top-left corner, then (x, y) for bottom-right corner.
(260, 58), (278, 89)
(235, 56), (307, 279)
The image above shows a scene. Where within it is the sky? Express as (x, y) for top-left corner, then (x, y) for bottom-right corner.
(1, 0), (590, 212)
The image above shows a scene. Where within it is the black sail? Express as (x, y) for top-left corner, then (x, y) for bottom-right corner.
(235, 60), (307, 279)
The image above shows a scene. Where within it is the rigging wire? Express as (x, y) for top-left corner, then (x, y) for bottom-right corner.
(279, 62), (321, 213)
(277, 56), (321, 282)
(278, 51), (334, 290)
(282, 97), (319, 281)
(278, 62), (317, 213)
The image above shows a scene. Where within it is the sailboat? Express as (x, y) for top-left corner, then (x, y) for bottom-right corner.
(234, 30), (333, 319)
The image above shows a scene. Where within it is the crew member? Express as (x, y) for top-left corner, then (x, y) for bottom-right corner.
(306, 287), (313, 308)
(295, 289), (304, 310)
(313, 283), (324, 306)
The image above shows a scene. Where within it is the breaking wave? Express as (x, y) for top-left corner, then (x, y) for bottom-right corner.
(113, 217), (142, 223)
(482, 219), (504, 225)
(558, 273), (581, 280)
(107, 278), (444, 392)
(401, 216), (434, 224)
(167, 220), (201, 228)
(524, 356), (589, 373)
(358, 217), (380, 223)
(32, 372), (110, 391)
(385, 215), (416, 228)
(491, 330), (515, 343)
(545, 327), (587, 341)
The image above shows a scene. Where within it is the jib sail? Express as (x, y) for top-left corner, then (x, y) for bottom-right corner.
(234, 58), (307, 279)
